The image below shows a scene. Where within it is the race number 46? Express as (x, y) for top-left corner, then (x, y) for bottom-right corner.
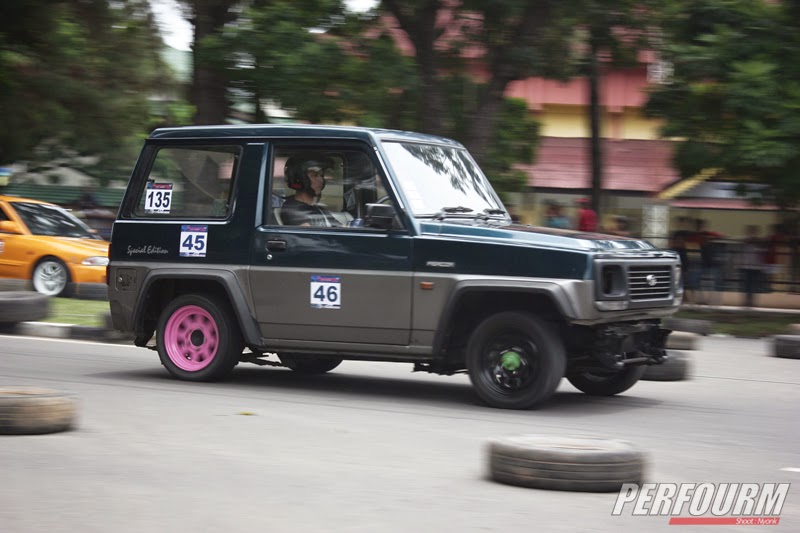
(179, 225), (208, 257)
(310, 275), (341, 309)
(144, 183), (173, 214)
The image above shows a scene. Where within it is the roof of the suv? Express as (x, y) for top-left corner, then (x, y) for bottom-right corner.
(148, 124), (464, 147)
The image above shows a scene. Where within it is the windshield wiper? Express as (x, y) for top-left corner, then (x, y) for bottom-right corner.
(430, 206), (474, 220)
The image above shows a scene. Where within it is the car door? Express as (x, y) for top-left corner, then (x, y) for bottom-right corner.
(249, 142), (414, 346)
(0, 202), (31, 280)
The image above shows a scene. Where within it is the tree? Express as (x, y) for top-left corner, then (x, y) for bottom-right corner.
(175, 0), (240, 124)
(381, 0), (574, 164)
(0, 0), (173, 182)
(645, 0), (800, 208)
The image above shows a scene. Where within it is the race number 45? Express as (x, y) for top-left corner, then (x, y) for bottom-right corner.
(179, 225), (208, 257)
(310, 275), (341, 309)
(144, 182), (173, 214)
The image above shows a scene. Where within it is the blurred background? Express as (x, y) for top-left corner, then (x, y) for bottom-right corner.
(2, 0), (800, 295)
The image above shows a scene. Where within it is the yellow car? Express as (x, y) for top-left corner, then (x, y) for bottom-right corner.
(0, 195), (109, 296)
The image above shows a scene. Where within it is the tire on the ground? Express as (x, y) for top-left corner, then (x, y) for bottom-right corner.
(666, 331), (699, 351)
(567, 365), (646, 396)
(0, 291), (50, 323)
(156, 293), (244, 381)
(488, 435), (646, 492)
(466, 311), (566, 410)
(642, 351), (691, 381)
(773, 335), (800, 360)
(0, 387), (77, 435)
(278, 354), (343, 374)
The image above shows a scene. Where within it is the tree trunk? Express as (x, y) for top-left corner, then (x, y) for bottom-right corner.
(465, 78), (507, 164)
(383, 0), (446, 135)
(191, 0), (235, 125)
(588, 29), (603, 218)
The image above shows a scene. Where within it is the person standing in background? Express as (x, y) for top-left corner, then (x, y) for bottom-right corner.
(739, 225), (766, 308)
(575, 198), (597, 232)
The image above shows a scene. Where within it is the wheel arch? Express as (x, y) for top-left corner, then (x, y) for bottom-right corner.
(133, 269), (261, 347)
(433, 281), (575, 360)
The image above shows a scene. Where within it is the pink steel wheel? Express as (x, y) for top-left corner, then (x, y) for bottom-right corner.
(163, 305), (219, 371)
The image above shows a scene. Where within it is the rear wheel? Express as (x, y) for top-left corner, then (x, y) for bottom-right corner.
(278, 353), (342, 375)
(466, 311), (566, 410)
(567, 365), (645, 396)
(156, 294), (243, 381)
(32, 257), (70, 297)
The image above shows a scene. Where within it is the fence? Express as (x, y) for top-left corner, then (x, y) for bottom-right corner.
(681, 239), (800, 294)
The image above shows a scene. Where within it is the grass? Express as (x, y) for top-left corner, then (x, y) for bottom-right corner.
(674, 309), (799, 338)
(42, 297), (110, 327)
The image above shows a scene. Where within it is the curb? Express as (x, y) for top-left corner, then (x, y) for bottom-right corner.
(3, 321), (133, 343)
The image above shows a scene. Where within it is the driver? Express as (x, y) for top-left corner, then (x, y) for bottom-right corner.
(280, 154), (342, 227)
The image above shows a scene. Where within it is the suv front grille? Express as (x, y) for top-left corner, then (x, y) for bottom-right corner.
(628, 265), (672, 301)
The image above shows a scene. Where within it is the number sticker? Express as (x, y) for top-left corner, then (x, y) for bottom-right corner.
(144, 183), (173, 214)
(310, 275), (341, 309)
(179, 225), (208, 257)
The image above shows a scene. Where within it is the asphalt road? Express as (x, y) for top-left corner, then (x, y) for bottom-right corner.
(1, 334), (798, 533)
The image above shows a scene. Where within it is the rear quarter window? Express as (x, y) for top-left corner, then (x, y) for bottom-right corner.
(133, 145), (241, 219)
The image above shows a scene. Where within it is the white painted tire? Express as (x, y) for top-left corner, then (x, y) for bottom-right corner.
(488, 435), (646, 492)
(642, 351), (691, 381)
(0, 291), (50, 323)
(773, 336), (800, 360)
(0, 388), (77, 434)
(666, 331), (699, 351)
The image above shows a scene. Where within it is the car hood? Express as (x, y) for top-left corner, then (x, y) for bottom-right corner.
(419, 221), (659, 252)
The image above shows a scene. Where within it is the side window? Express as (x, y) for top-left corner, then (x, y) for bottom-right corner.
(134, 145), (240, 219)
(270, 145), (399, 229)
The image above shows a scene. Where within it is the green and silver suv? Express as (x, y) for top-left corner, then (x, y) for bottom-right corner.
(108, 124), (682, 409)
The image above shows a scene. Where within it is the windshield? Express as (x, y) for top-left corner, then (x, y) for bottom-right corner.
(12, 202), (97, 239)
(381, 141), (506, 218)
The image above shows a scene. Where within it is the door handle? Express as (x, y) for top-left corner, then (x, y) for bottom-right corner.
(266, 239), (287, 251)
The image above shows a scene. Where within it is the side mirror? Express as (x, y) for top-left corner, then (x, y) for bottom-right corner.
(0, 220), (23, 234)
(364, 203), (396, 230)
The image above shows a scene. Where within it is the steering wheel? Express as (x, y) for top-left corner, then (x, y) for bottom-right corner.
(376, 195), (391, 204)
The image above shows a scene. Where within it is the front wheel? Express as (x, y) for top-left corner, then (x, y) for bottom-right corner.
(466, 312), (566, 410)
(156, 294), (243, 382)
(32, 257), (70, 297)
(567, 365), (646, 396)
(278, 354), (342, 375)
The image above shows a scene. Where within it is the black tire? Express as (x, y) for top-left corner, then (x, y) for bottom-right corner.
(0, 387), (77, 435)
(773, 336), (800, 360)
(488, 435), (646, 492)
(0, 291), (50, 323)
(156, 294), (243, 382)
(31, 256), (72, 297)
(642, 351), (691, 381)
(567, 365), (646, 396)
(278, 354), (343, 374)
(466, 311), (566, 410)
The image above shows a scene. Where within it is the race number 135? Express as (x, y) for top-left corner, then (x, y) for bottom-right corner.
(310, 275), (341, 309)
(179, 225), (208, 257)
(144, 183), (173, 213)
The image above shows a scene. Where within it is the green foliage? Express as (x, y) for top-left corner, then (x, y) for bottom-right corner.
(0, 0), (178, 182)
(645, 0), (800, 207)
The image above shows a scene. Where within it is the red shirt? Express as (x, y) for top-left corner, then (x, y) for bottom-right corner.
(578, 208), (597, 232)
